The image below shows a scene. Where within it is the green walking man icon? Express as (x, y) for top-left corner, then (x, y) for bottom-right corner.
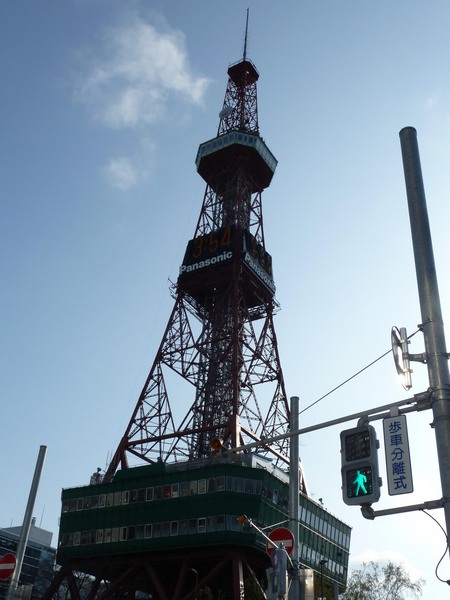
(353, 469), (367, 496)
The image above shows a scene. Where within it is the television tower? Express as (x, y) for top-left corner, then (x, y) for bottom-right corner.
(45, 16), (352, 600)
(104, 15), (306, 492)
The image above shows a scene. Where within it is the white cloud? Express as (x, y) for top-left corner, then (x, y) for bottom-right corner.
(75, 13), (210, 129)
(103, 157), (139, 190)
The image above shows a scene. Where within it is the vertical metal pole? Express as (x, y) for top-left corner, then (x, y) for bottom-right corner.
(6, 445), (47, 600)
(289, 396), (300, 599)
(399, 127), (450, 551)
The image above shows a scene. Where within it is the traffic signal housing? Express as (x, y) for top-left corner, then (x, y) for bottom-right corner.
(340, 424), (381, 506)
(271, 546), (287, 597)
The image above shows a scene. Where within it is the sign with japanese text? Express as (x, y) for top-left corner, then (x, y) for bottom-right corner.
(383, 414), (413, 495)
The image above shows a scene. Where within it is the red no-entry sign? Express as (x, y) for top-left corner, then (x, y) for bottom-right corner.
(266, 527), (294, 556)
(0, 553), (16, 580)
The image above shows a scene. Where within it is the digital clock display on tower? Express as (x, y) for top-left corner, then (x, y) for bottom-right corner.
(179, 225), (234, 277)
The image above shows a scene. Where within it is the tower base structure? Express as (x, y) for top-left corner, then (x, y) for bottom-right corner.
(47, 454), (351, 599)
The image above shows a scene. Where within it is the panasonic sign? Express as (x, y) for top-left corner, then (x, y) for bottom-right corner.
(179, 250), (233, 275)
(243, 252), (276, 295)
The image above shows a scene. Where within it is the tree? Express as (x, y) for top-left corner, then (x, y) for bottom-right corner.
(197, 586), (214, 600)
(340, 561), (425, 600)
(244, 576), (265, 599)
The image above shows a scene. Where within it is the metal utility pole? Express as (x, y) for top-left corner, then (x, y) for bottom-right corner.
(289, 396), (300, 599)
(6, 445), (47, 600)
(399, 126), (450, 551)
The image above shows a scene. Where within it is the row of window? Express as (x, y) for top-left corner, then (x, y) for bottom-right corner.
(60, 514), (246, 548)
(299, 543), (346, 579)
(63, 478), (350, 550)
(196, 131), (277, 173)
(58, 516), (346, 581)
(0, 537), (49, 560)
(63, 476), (289, 514)
(300, 505), (350, 550)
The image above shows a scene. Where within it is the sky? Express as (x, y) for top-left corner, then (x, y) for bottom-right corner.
(2, 1), (450, 597)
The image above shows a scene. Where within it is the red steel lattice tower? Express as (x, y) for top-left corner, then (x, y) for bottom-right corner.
(105, 26), (305, 491)
(43, 21), (354, 600)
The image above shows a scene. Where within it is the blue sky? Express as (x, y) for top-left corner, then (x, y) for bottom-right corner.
(2, 1), (450, 597)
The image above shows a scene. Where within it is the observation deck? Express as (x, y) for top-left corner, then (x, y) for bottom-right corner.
(196, 130), (277, 193)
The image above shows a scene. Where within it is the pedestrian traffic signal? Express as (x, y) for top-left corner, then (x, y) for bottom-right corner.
(271, 546), (287, 597)
(340, 425), (381, 505)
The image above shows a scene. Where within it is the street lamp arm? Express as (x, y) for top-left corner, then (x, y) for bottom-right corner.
(238, 515), (294, 567)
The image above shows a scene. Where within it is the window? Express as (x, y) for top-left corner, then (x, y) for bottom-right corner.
(120, 527), (128, 541)
(179, 520), (188, 535)
(153, 524), (161, 538)
(207, 516), (216, 532)
(245, 479), (254, 494)
(145, 524), (152, 539)
(98, 494), (106, 508)
(189, 481), (198, 495)
(106, 493), (114, 507)
(300, 505), (306, 522)
(104, 529), (112, 543)
(96, 530), (104, 544)
(80, 531), (89, 545)
(76, 498), (83, 511)
(208, 478), (216, 492)
(73, 532), (80, 546)
(130, 490), (138, 503)
(198, 479), (206, 494)
(198, 518), (206, 533)
(122, 491), (129, 504)
(154, 486), (163, 500)
(171, 483), (179, 498)
(234, 477), (244, 492)
(162, 522), (170, 536)
(188, 519), (197, 534)
(138, 488), (146, 502)
(217, 476), (225, 491)
(314, 515), (320, 531)
(171, 522), (178, 536)
(180, 482), (189, 497)
(111, 528), (119, 542)
(146, 487), (154, 502)
(114, 492), (122, 506)
(164, 485), (171, 499)
(300, 543), (307, 561)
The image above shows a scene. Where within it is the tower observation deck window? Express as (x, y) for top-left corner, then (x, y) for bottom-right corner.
(195, 131), (278, 191)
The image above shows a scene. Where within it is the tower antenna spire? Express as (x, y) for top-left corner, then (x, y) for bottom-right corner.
(243, 8), (249, 61)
